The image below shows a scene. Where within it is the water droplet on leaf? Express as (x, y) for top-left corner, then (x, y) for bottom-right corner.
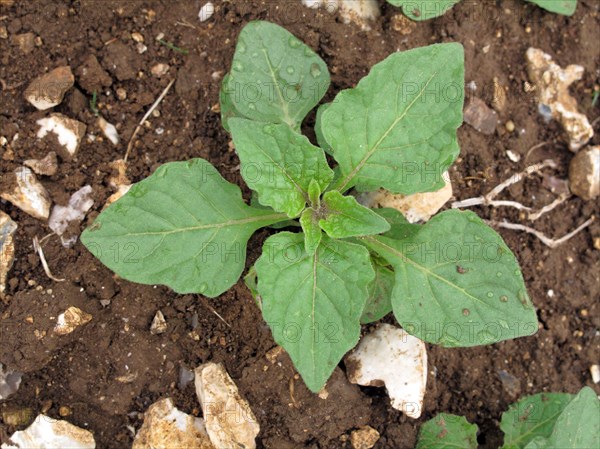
(286, 66), (295, 74)
(310, 63), (321, 78)
(288, 37), (301, 48)
(487, 292), (494, 298)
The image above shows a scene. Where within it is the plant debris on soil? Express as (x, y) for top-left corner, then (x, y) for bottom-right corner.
(0, 1), (599, 448)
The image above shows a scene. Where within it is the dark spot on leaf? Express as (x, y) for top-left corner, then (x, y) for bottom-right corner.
(412, 8), (421, 17)
(456, 265), (468, 274)
(437, 428), (448, 438)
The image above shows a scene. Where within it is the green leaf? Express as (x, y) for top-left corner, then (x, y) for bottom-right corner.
(226, 21), (330, 129)
(229, 118), (334, 217)
(526, 0), (577, 15)
(543, 387), (600, 449)
(500, 392), (574, 449)
(308, 178), (321, 208)
(255, 232), (374, 392)
(300, 209), (322, 255)
(81, 159), (287, 297)
(416, 413), (479, 449)
(360, 209), (538, 347)
(388, 0), (462, 21)
(319, 191), (391, 239)
(244, 265), (261, 308)
(315, 102), (333, 155)
(361, 261), (394, 324)
(322, 43), (464, 194)
(220, 73), (248, 132)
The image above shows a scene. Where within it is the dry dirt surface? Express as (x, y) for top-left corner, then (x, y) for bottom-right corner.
(0, 1), (599, 448)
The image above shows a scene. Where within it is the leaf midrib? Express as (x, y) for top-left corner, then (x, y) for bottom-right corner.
(362, 235), (488, 307)
(261, 48), (293, 126)
(334, 73), (437, 192)
(504, 398), (574, 448)
(105, 212), (287, 237)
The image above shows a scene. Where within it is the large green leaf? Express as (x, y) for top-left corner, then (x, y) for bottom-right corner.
(360, 210), (538, 347)
(416, 413), (479, 449)
(500, 392), (573, 449)
(319, 191), (391, 239)
(255, 232), (374, 392)
(225, 21), (330, 129)
(81, 159), (287, 297)
(229, 118), (334, 217)
(322, 43), (464, 194)
(388, 0), (462, 21)
(526, 0), (577, 15)
(543, 387), (600, 449)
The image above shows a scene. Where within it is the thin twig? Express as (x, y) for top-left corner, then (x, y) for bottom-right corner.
(528, 193), (570, 221)
(452, 159), (557, 209)
(175, 19), (197, 29)
(524, 141), (550, 163)
(487, 159), (557, 200)
(124, 79), (175, 163)
(486, 216), (595, 249)
(199, 297), (232, 328)
(33, 236), (65, 282)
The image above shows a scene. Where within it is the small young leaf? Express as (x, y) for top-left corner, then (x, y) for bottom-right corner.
(416, 413), (479, 449)
(322, 43), (464, 194)
(543, 387), (600, 449)
(300, 209), (322, 255)
(500, 392), (574, 449)
(361, 261), (394, 324)
(226, 21), (330, 129)
(360, 210), (538, 347)
(255, 232), (374, 392)
(526, 0), (577, 15)
(319, 191), (391, 239)
(315, 102), (333, 154)
(229, 118), (334, 217)
(308, 179), (321, 208)
(81, 159), (287, 297)
(388, 0), (462, 21)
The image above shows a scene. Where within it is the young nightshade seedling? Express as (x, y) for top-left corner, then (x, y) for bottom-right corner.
(82, 21), (538, 393)
(388, 0), (577, 21)
(415, 387), (600, 449)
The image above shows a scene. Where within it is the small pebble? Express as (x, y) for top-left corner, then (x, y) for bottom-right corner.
(506, 150), (521, 162)
(0, 26), (7, 39)
(131, 32), (144, 43)
(116, 88), (127, 101)
(59, 406), (72, 417)
(591, 365), (600, 384)
(198, 2), (214, 22)
(151, 63), (169, 78)
(505, 120), (515, 132)
(136, 43), (147, 54)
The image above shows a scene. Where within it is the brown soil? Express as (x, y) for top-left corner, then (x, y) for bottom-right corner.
(1, 1), (599, 448)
